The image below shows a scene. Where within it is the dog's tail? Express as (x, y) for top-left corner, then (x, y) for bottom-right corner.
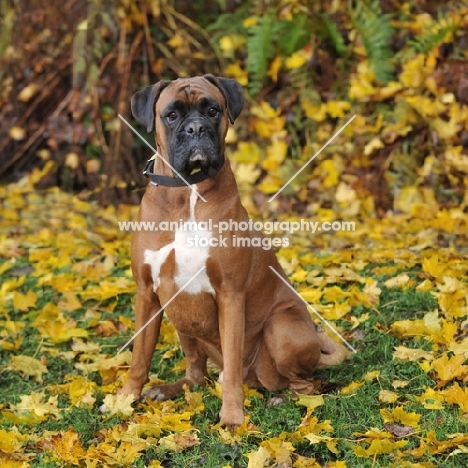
(316, 332), (350, 368)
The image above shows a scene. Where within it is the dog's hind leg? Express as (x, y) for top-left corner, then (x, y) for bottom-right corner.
(261, 307), (346, 394)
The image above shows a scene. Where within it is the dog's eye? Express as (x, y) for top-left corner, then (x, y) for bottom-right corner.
(167, 112), (177, 122)
(207, 107), (218, 117)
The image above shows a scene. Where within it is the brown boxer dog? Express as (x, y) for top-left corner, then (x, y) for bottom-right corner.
(119, 75), (348, 426)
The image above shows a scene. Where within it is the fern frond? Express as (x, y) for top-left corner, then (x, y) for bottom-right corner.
(275, 14), (311, 56)
(350, 0), (395, 84)
(319, 13), (346, 55)
(408, 14), (459, 54)
(247, 14), (275, 96)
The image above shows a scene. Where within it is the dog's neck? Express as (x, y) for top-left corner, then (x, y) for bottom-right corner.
(146, 148), (227, 188)
(144, 156), (238, 207)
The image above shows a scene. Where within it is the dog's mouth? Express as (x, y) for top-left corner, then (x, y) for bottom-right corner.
(189, 153), (204, 175)
(180, 149), (221, 178)
(171, 143), (224, 180)
(190, 166), (202, 175)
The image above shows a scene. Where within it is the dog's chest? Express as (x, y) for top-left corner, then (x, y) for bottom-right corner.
(144, 190), (215, 295)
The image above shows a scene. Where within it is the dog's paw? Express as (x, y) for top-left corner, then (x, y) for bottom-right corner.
(141, 386), (169, 402)
(219, 405), (245, 427)
(117, 382), (141, 399)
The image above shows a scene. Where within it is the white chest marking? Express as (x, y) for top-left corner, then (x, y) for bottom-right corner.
(144, 189), (214, 295)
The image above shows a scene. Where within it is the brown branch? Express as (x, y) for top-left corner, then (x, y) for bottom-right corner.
(0, 90), (74, 174)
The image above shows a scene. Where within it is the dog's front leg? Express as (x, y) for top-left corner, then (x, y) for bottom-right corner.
(218, 290), (245, 426)
(119, 287), (163, 398)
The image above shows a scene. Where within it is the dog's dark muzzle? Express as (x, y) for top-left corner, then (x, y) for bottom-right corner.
(171, 120), (222, 178)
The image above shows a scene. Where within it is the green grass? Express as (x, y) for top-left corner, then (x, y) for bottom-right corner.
(1, 257), (467, 467)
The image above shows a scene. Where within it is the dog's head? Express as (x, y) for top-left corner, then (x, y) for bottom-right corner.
(131, 75), (244, 180)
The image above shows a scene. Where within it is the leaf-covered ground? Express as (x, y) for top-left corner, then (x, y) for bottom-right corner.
(0, 162), (467, 467)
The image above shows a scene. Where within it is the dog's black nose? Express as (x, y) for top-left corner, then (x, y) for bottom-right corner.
(185, 120), (204, 137)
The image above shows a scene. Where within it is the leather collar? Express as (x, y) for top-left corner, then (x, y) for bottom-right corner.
(142, 158), (219, 186)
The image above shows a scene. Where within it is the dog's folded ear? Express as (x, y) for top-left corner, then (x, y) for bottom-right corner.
(203, 74), (244, 124)
(131, 81), (169, 133)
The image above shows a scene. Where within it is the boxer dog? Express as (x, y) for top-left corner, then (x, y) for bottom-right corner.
(119, 75), (348, 426)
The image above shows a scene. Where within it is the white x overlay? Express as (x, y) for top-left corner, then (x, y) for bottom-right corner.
(269, 266), (357, 353)
(118, 114), (207, 202)
(268, 115), (356, 202)
(116, 266), (207, 355)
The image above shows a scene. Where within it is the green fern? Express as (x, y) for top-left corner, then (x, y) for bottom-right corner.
(409, 14), (459, 54)
(349, 0), (395, 84)
(206, 10), (248, 43)
(318, 13), (346, 55)
(247, 14), (276, 96)
(275, 14), (311, 57)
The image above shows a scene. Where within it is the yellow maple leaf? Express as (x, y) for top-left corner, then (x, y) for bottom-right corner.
(320, 159), (340, 187)
(9, 355), (47, 382)
(37, 320), (88, 343)
(305, 432), (339, 454)
(261, 437), (294, 463)
(148, 461), (164, 468)
(384, 274), (410, 289)
(350, 312), (370, 330)
(230, 141), (262, 164)
(440, 382), (468, 412)
(302, 101), (327, 122)
(45, 429), (86, 465)
(380, 406), (421, 428)
(112, 440), (147, 464)
(321, 301), (351, 321)
(422, 253), (445, 278)
(393, 346), (434, 362)
(233, 163), (261, 186)
(326, 100), (351, 118)
(365, 438), (408, 456)
(379, 390), (399, 404)
(290, 268), (308, 283)
(68, 376), (97, 407)
(340, 380), (364, 395)
(158, 432), (200, 452)
(432, 353), (468, 383)
(391, 311), (440, 338)
(349, 62), (376, 100)
(262, 139), (287, 171)
(219, 34), (246, 55)
(159, 411), (194, 432)
(392, 380), (410, 389)
(295, 394), (325, 410)
(0, 428), (28, 453)
(415, 387), (445, 410)
(58, 291), (82, 311)
(101, 394), (135, 417)
(246, 446), (270, 468)
(399, 54), (426, 88)
(285, 50), (309, 69)
(13, 391), (61, 419)
(432, 116), (459, 141)
(268, 55), (282, 82)
(439, 290), (467, 318)
(225, 62), (248, 86)
(13, 290), (37, 311)
(353, 427), (393, 440)
(299, 288), (322, 304)
(363, 137), (385, 156)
